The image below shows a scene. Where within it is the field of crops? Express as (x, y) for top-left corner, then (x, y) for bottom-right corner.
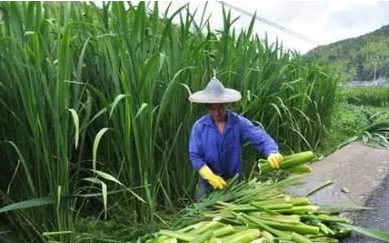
(322, 86), (389, 152)
(0, 2), (349, 242)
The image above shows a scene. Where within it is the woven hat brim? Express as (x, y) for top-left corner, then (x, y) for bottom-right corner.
(188, 88), (242, 103)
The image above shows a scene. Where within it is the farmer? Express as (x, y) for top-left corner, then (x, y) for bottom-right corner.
(189, 76), (283, 199)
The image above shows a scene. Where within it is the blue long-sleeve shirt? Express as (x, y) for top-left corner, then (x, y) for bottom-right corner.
(189, 110), (279, 179)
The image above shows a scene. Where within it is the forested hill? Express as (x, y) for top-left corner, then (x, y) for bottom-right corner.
(304, 24), (389, 82)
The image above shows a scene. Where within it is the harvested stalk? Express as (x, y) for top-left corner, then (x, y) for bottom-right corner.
(306, 180), (333, 196)
(259, 151), (315, 174)
(143, 151), (389, 243)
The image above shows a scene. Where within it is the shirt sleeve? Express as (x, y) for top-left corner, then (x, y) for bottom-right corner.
(189, 122), (206, 171)
(239, 116), (279, 158)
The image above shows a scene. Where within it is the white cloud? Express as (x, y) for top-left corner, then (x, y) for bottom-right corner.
(230, 1), (389, 52)
(156, 1), (389, 53)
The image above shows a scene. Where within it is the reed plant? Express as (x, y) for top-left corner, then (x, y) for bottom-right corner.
(0, 2), (339, 242)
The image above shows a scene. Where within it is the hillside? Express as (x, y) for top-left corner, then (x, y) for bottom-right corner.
(304, 24), (389, 82)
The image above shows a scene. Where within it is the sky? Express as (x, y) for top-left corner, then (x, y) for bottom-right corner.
(158, 1), (389, 54)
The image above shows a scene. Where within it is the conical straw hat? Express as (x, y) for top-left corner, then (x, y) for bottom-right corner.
(189, 77), (241, 103)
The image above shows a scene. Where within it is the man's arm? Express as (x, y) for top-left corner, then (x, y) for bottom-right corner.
(189, 122), (226, 189)
(239, 116), (283, 168)
(239, 116), (279, 157)
(189, 122), (207, 171)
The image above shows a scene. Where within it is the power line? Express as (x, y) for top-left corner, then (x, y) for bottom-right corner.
(219, 1), (320, 45)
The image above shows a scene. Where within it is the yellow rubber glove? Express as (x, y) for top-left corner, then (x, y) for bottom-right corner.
(267, 153), (284, 169)
(198, 165), (226, 190)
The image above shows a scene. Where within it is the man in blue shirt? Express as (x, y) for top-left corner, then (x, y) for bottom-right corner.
(189, 76), (283, 199)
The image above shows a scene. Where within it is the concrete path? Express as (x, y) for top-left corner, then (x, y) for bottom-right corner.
(343, 172), (389, 242)
(287, 142), (389, 242)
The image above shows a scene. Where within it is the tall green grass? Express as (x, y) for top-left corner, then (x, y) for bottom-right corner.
(0, 2), (339, 242)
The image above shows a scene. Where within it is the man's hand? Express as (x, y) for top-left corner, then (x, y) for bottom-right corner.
(198, 165), (226, 190)
(267, 153), (283, 169)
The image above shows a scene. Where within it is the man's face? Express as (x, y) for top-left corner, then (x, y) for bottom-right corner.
(207, 103), (226, 123)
